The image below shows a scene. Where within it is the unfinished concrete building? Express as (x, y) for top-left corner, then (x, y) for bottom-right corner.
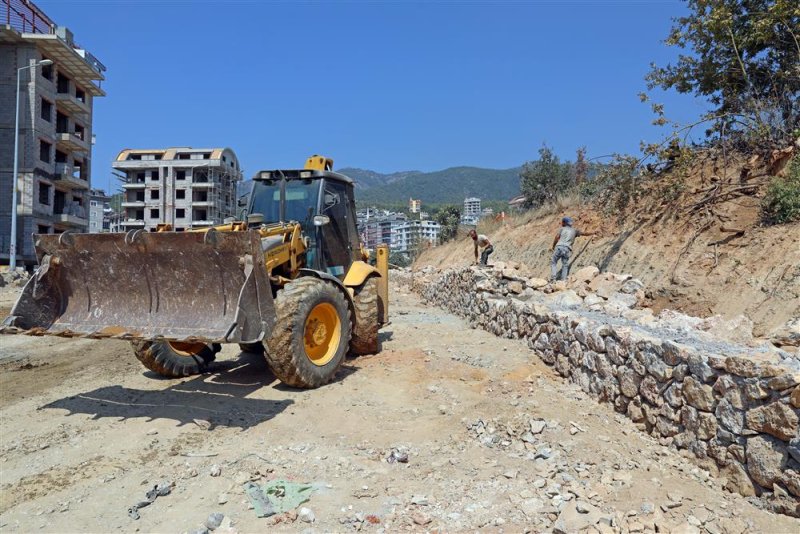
(113, 147), (242, 232)
(1, 0), (106, 266)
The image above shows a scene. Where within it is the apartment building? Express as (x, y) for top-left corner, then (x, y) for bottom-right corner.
(87, 187), (109, 233)
(113, 147), (242, 231)
(392, 219), (441, 254)
(408, 198), (421, 214)
(463, 197), (481, 217)
(1, 1), (106, 266)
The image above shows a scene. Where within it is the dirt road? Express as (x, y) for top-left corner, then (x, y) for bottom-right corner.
(0, 284), (796, 533)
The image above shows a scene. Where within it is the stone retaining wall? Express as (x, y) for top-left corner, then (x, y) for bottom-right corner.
(397, 266), (800, 514)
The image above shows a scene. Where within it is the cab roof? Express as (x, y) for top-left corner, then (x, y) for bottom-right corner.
(252, 169), (354, 185)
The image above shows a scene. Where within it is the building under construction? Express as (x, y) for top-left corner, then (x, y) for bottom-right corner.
(113, 147), (242, 232)
(1, 0), (106, 266)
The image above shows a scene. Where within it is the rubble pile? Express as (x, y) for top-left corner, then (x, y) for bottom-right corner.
(405, 263), (800, 514)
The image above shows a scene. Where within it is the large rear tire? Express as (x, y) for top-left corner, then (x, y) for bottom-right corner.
(350, 276), (380, 355)
(131, 341), (218, 378)
(264, 277), (351, 388)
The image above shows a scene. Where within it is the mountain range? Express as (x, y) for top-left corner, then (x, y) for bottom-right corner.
(236, 165), (523, 206)
(340, 166), (522, 205)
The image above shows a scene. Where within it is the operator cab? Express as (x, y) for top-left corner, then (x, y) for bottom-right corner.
(248, 169), (361, 278)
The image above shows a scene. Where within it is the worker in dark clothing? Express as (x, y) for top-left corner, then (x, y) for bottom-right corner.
(550, 217), (596, 281)
(469, 229), (493, 266)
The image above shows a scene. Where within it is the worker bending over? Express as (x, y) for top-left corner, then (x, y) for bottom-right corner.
(469, 230), (494, 266)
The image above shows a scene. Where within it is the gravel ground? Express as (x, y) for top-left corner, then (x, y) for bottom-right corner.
(0, 283), (797, 533)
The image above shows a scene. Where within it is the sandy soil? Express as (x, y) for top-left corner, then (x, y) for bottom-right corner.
(0, 284), (797, 533)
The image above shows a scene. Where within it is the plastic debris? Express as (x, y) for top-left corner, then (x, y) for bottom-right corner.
(127, 480), (173, 520)
(244, 479), (315, 518)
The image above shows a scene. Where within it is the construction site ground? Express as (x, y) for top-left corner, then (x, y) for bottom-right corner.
(0, 282), (796, 533)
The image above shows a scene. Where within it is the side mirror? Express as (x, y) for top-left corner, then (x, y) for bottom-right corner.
(313, 215), (330, 226)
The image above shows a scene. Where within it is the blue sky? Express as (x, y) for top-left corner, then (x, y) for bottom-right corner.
(39, 0), (706, 191)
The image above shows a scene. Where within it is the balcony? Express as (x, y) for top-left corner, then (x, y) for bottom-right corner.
(122, 181), (146, 189)
(191, 200), (214, 207)
(55, 92), (90, 115)
(56, 131), (89, 152)
(53, 163), (89, 190)
(121, 201), (145, 208)
(121, 219), (146, 227)
(53, 213), (87, 227)
(191, 181), (215, 188)
(191, 220), (215, 226)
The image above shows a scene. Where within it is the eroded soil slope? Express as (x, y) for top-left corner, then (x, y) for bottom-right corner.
(417, 152), (800, 338)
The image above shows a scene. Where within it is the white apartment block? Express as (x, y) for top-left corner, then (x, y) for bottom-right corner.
(463, 197), (481, 218)
(113, 147), (242, 232)
(392, 219), (441, 253)
(87, 187), (109, 233)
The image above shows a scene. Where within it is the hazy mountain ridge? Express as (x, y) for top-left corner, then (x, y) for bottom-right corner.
(236, 166), (524, 205)
(348, 166), (522, 204)
(337, 167), (422, 190)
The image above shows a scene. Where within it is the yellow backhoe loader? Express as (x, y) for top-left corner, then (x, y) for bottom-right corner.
(2, 156), (389, 388)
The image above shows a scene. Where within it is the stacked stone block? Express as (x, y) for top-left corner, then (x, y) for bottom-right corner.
(402, 265), (800, 514)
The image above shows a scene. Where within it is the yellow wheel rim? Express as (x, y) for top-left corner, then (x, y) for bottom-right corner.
(303, 302), (341, 366)
(168, 341), (208, 357)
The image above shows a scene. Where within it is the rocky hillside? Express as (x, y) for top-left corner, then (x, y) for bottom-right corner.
(416, 147), (800, 341)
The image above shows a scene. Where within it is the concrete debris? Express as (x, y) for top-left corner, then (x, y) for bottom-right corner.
(205, 512), (224, 531)
(298, 507), (315, 523)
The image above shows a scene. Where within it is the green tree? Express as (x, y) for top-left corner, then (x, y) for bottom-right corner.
(575, 146), (588, 185)
(520, 145), (574, 208)
(388, 251), (412, 267)
(762, 156), (800, 224)
(646, 0), (800, 141)
(434, 205), (461, 242)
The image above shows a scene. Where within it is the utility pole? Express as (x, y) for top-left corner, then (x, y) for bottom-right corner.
(9, 59), (52, 270)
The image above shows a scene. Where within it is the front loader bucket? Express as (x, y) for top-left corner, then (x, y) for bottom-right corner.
(1, 230), (275, 343)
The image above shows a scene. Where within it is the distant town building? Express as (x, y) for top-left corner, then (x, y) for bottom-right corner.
(113, 147), (242, 232)
(1, 2), (107, 266)
(409, 198), (421, 213)
(356, 207), (441, 254)
(87, 188), (110, 233)
(392, 219), (441, 253)
(463, 197), (481, 218)
(359, 211), (407, 250)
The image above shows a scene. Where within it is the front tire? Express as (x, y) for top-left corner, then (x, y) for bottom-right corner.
(264, 277), (351, 388)
(131, 341), (218, 378)
(350, 276), (380, 355)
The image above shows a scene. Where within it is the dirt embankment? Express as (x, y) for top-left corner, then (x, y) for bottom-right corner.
(416, 151), (800, 338)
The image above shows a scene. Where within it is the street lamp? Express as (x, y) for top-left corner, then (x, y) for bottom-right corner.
(9, 58), (53, 271)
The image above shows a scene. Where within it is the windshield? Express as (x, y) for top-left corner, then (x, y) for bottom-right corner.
(249, 179), (320, 227)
